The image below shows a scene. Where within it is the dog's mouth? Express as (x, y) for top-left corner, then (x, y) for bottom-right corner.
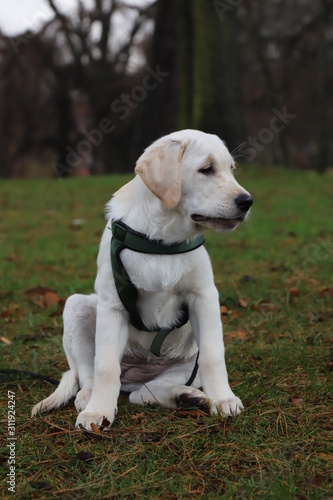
(191, 214), (244, 231)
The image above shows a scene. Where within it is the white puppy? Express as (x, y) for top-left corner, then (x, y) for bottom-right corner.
(32, 129), (253, 431)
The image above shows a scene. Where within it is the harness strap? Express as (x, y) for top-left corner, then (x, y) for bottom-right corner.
(110, 220), (205, 357)
(112, 220), (205, 255)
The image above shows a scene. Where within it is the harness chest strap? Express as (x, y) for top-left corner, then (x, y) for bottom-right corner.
(110, 220), (205, 357)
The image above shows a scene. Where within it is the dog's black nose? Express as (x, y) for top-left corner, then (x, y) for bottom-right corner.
(235, 193), (253, 212)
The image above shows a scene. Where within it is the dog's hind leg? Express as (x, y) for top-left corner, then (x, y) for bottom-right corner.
(128, 359), (209, 410)
(62, 293), (97, 412)
(32, 293), (97, 416)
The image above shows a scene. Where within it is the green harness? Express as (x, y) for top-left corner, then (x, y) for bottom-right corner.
(110, 220), (205, 357)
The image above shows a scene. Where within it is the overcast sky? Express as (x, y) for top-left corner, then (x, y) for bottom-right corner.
(0, 0), (152, 36)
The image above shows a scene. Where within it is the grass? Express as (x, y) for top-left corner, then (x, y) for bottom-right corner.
(0, 166), (332, 499)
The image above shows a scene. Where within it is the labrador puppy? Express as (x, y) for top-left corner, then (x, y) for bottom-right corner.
(32, 129), (253, 431)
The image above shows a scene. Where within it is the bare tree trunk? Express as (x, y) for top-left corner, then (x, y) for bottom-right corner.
(131, 0), (180, 161)
(317, 0), (330, 174)
(134, 0), (245, 158)
(248, 3), (290, 167)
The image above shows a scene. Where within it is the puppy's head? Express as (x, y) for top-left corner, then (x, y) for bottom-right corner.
(135, 129), (252, 232)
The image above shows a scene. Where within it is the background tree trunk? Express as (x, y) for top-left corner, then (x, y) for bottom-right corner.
(317, 0), (330, 173)
(133, 0), (245, 159)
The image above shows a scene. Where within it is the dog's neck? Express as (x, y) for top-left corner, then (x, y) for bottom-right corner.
(107, 176), (201, 244)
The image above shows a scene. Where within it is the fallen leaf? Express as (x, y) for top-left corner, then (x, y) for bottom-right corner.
(238, 298), (248, 308)
(220, 305), (228, 315)
(90, 422), (101, 434)
(226, 330), (247, 340)
(289, 287), (300, 297)
(178, 409), (208, 419)
(1, 336), (11, 345)
(306, 475), (326, 487)
(319, 287), (333, 297)
(130, 412), (145, 420)
(43, 291), (59, 308)
(252, 300), (279, 312)
(290, 397), (303, 406)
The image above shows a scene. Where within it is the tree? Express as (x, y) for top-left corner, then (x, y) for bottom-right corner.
(0, 1), (156, 177)
(0, 33), (70, 177)
(45, 0), (156, 174)
(133, 0), (245, 160)
(317, 0), (331, 173)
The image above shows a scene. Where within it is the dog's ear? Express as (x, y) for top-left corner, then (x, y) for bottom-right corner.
(135, 139), (187, 208)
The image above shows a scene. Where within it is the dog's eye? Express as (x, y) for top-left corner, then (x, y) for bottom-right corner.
(199, 165), (214, 175)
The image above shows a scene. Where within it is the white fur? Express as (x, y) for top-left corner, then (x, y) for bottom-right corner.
(32, 129), (251, 430)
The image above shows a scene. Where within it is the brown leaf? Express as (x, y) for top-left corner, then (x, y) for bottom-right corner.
(25, 287), (57, 308)
(238, 298), (248, 308)
(252, 300), (279, 312)
(290, 397), (303, 406)
(90, 422), (101, 434)
(220, 305), (228, 315)
(226, 330), (247, 340)
(289, 287), (300, 297)
(1, 336), (11, 345)
(319, 287), (333, 297)
(130, 412), (145, 420)
(306, 475), (326, 487)
(178, 409), (208, 419)
(43, 292), (59, 308)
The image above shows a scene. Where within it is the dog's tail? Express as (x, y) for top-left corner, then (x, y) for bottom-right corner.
(31, 370), (79, 417)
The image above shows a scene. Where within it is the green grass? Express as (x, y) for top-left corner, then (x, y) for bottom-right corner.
(0, 167), (332, 499)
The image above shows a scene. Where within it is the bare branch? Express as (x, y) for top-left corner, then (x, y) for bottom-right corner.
(46, 0), (78, 60)
(113, 14), (147, 69)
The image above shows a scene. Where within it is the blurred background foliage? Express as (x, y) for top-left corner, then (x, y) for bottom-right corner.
(0, 0), (332, 177)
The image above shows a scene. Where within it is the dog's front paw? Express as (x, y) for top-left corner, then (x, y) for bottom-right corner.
(75, 408), (116, 431)
(211, 396), (244, 417)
